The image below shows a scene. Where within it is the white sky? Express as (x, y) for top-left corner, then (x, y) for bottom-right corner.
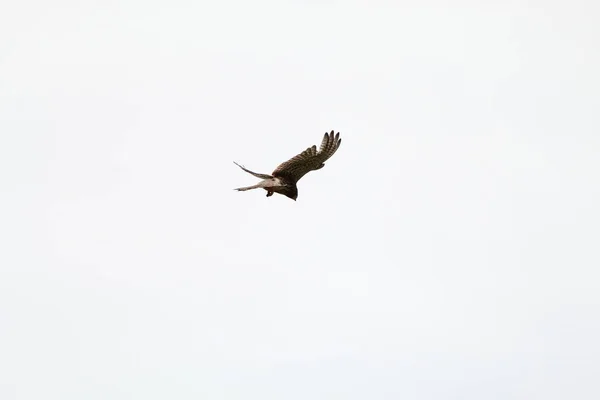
(1, 1), (599, 399)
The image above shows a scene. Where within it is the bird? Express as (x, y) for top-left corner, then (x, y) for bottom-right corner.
(234, 130), (342, 201)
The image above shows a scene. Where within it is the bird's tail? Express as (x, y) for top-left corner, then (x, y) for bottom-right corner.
(234, 184), (263, 192)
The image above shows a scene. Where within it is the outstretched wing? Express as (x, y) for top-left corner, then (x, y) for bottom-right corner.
(271, 131), (341, 184)
(233, 162), (273, 179)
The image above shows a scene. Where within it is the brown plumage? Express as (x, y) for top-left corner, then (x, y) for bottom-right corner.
(234, 130), (342, 201)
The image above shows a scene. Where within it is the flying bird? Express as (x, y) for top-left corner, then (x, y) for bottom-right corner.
(234, 130), (342, 201)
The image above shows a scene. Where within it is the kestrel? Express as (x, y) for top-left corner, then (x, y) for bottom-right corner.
(234, 130), (342, 201)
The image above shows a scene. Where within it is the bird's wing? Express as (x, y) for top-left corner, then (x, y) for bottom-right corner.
(233, 162), (273, 179)
(271, 131), (342, 183)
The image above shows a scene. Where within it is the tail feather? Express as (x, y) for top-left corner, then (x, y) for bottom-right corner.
(234, 184), (262, 192)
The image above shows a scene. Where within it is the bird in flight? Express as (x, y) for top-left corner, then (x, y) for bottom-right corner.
(234, 130), (342, 201)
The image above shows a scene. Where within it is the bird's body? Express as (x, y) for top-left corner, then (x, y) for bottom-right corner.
(234, 131), (342, 201)
(233, 175), (297, 198)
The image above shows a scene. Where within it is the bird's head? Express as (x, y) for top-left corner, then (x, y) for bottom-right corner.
(283, 186), (298, 201)
(285, 192), (297, 201)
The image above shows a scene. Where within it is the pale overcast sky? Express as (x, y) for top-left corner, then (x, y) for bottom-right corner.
(1, 1), (599, 399)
